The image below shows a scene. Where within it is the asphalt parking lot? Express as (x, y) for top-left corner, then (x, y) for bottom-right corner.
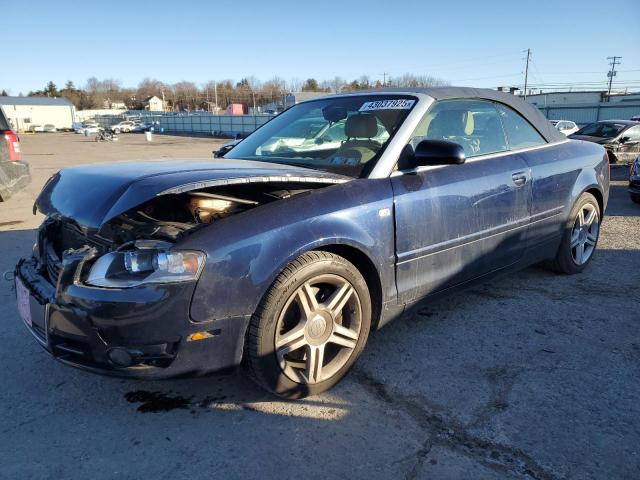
(1, 133), (639, 480)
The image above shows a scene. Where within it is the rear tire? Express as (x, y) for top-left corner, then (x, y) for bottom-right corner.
(550, 192), (600, 274)
(246, 251), (371, 399)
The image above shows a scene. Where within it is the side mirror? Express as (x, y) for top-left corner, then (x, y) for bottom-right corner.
(412, 139), (466, 167)
(213, 144), (236, 158)
(619, 136), (630, 144)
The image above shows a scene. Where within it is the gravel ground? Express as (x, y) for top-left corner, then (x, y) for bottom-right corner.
(1, 133), (638, 480)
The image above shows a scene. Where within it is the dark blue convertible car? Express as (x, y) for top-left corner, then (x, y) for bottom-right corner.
(15, 88), (610, 398)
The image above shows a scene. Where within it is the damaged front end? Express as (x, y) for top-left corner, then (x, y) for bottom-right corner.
(16, 161), (348, 378)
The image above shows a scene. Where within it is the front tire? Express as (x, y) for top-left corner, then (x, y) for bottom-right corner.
(550, 192), (601, 274)
(246, 251), (371, 399)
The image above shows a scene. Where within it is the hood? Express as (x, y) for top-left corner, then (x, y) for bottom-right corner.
(35, 159), (349, 229)
(568, 134), (615, 145)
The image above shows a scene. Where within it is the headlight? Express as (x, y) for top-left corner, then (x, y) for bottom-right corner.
(86, 246), (205, 288)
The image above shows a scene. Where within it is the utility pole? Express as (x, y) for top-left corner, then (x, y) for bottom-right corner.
(214, 81), (218, 114)
(607, 56), (621, 101)
(523, 48), (531, 100)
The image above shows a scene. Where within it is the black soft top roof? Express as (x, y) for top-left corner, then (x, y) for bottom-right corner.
(355, 87), (567, 143)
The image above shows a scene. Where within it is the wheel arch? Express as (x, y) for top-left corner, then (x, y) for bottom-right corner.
(585, 186), (604, 215)
(315, 244), (384, 331)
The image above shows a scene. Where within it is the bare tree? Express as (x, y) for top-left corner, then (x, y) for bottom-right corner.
(173, 81), (200, 111)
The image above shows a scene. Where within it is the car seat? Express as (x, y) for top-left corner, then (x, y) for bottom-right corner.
(331, 113), (382, 164)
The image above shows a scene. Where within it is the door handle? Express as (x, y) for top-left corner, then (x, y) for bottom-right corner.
(511, 172), (527, 187)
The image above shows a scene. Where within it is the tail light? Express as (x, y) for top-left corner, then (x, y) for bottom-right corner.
(2, 130), (21, 161)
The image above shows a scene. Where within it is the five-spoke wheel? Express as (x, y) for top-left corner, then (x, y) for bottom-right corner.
(275, 275), (362, 384)
(551, 192), (601, 274)
(246, 251), (371, 398)
(570, 202), (599, 265)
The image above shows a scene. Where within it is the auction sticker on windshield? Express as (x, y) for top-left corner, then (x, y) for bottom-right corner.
(359, 99), (415, 111)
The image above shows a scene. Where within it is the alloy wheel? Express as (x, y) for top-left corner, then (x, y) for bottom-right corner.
(274, 274), (362, 385)
(570, 203), (599, 265)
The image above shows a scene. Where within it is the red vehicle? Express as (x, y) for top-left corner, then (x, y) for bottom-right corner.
(0, 109), (30, 201)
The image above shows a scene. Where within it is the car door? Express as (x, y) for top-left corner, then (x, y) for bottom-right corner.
(495, 103), (569, 250)
(618, 125), (640, 163)
(391, 99), (532, 303)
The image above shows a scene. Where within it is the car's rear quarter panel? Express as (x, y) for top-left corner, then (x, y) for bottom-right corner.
(522, 140), (608, 253)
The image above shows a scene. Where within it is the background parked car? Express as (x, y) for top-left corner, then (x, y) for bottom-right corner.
(631, 115), (640, 122)
(74, 122), (101, 135)
(569, 120), (640, 164)
(550, 120), (579, 136)
(110, 121), (137, 133)
(0, 108), (30, 201)
(130, 122), (152, 133)
(28, 125), (44, 133)
(43, 124), (57, 133)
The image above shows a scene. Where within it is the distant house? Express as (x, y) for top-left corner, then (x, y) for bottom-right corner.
(0, 96), (75, 132)
(103, 99), (126, 110)
(142, 95), (165, 111)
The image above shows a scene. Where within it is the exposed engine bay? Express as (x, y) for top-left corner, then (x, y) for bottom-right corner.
(99, 182), (321, 245)
(33, 174), (344, 290)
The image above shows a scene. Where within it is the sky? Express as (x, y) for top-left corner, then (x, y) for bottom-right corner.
(3, 0), (639, 95)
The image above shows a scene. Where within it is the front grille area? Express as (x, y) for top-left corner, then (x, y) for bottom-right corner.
(43, 242), (62, 284)
(37, 219), (102, 285)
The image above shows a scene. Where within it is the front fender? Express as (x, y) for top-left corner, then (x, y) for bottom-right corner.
(180, 179), (396, 322)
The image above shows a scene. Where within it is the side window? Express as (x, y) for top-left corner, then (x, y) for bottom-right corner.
(409, 99), (507, 158)
(496, 104), (546, 150)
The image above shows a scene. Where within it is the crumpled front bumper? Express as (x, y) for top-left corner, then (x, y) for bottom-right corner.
(15, 256), (249, 379)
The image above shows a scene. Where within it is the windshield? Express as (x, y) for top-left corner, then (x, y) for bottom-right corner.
(226, 95), (417, 177)
(576, 122), (626, 138)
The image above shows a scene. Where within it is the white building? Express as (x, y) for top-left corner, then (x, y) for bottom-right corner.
(142, 96), (165, 111)
(0, 96), (75, 132)
(261, 91), (331, 113)
(525, 91), (605, 107)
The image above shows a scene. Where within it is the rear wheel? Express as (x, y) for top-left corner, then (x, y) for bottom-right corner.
(246, 251), (371, 398)
(550, 192), (600, 274)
